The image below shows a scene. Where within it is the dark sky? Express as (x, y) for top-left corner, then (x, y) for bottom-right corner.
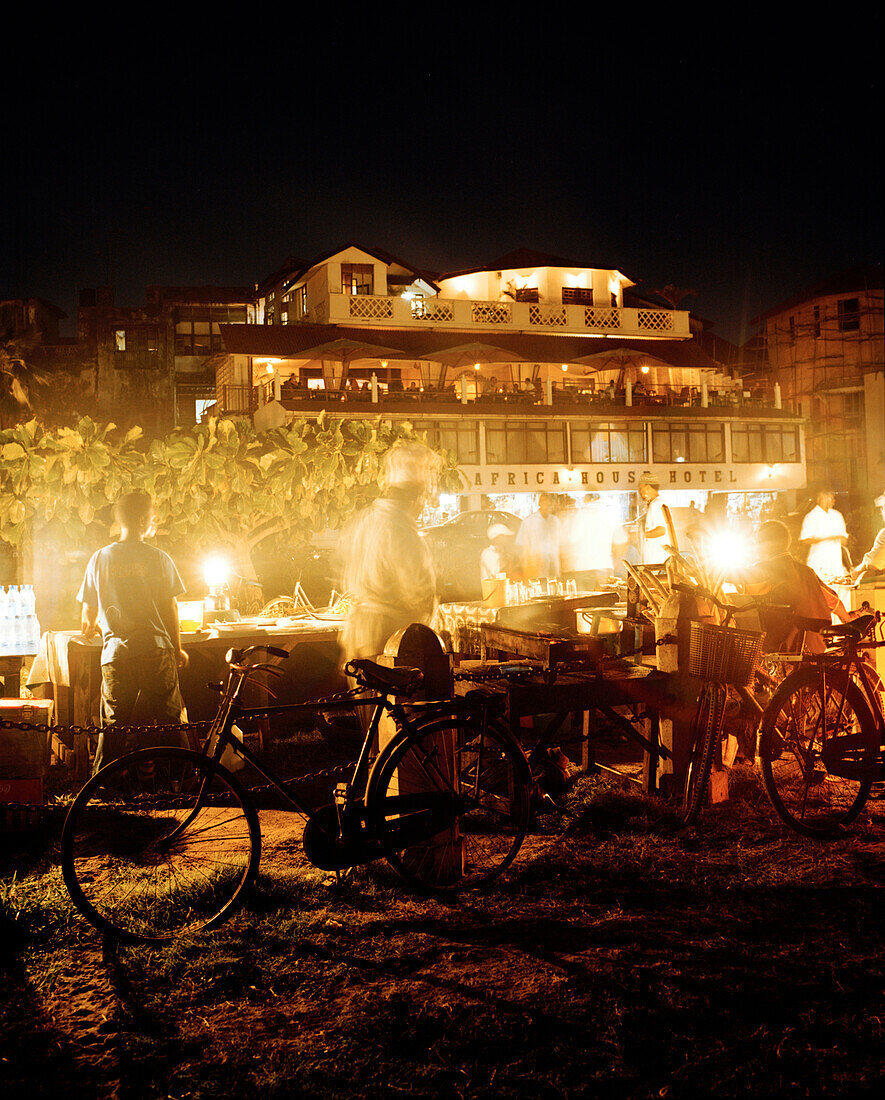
(3, 11), (882, 345)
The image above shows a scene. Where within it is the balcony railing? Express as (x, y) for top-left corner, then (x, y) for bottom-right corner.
(266, 379), (786, 415)
(313, 293), (689, 339)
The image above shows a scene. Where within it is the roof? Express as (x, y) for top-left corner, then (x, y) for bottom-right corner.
(219, 322), (720, 370)
(754, 264), (884, 323)
(438, 248), (627, 281)
(277, 242), (440, 295)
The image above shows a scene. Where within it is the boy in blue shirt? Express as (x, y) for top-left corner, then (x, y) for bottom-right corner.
(78, 491), (189, 773)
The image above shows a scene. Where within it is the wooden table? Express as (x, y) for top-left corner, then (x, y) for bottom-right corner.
(27, 622), (345, 729)
(462, 622), (674, 794)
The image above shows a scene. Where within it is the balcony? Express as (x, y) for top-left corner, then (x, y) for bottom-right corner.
(255, 378), (791, 420)
(311, 293), (690, 340)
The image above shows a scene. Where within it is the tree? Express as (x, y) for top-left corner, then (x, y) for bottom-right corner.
(0, 335), (47, 429)
(0, 415), (463, 590)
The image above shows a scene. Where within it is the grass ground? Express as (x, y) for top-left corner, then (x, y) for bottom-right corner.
(1, 739), (882, 1099)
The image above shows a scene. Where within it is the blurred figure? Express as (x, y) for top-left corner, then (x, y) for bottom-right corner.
(799, 489), (848, 583)
(745, 520), (849, 655)
(638, 474), (668, 565)
(480, 523), (515, 581)
(561, 494), (615, 590)
(515, 492), (562, 578)
(852, 490), (885, 583)
(339, 443), (438, 661)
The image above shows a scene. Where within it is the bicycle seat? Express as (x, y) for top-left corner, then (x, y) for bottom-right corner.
(345, 659), (424, 696)
(821, 614), (876, 644)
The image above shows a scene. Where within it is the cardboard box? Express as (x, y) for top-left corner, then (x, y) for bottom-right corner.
(0, 699), (53, 778)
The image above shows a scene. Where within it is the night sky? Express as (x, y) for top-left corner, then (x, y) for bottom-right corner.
(3, 11), (882, 345)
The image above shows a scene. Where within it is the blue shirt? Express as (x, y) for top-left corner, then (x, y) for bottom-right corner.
(77, 541), (185, 664)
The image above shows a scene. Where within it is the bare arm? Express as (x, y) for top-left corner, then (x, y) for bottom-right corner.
(80, 601), (99, 641)
(165, 598), (189, 668)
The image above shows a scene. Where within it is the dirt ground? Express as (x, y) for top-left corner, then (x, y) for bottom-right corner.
(1, 751), (883, 1099)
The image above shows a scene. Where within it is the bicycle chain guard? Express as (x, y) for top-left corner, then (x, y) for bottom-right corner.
(301, 804), (384, 870)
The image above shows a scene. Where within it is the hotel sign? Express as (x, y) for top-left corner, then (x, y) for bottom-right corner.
(458, 463), (805, 493)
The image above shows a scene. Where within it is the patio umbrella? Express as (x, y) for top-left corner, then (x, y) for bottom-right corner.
(416, 340), (530, 388)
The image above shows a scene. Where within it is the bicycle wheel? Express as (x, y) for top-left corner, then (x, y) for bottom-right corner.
(367, 716), (531, 891)
(682, 682), (726, 825)
(758, 667), (875, 837)
(62, 747), (261, 942)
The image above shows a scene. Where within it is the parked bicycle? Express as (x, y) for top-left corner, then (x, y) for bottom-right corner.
(61, 645), (532, 943)
(756, 608), (885, 837)
(676, 587), (795, 824)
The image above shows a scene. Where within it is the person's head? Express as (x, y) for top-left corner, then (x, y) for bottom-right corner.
(381, 442), (440, 515)
(115, 491), (153, 537)
(756, 519), (791, 560)
(817, 489), (836, 511)
(487, 523), (512, 546)
(537, 492), (553, 517)
(874, 491), (885, 519)
(638, 474), (659, 503)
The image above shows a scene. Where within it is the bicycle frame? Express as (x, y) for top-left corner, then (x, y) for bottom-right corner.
(174, 654), (495, 841)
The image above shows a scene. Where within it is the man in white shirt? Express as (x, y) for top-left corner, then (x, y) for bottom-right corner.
(852, 491), (885, 582)
(515, 492), (562, 578)
(638, 474), (669, 565)
(480, 523), (514, 581)
(799, 489), (848, 583)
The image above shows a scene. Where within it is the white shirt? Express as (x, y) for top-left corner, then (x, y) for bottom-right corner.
(641, 497), (669, 565)
(480, 545), (507, 581)
(561, 505), (614, 572)
(800, 505), (847, 582)
(858, 524), (885, 574)
(516, 511), (562, 578)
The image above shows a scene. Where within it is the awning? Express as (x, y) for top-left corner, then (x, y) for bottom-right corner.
(220, 323), (721, 371)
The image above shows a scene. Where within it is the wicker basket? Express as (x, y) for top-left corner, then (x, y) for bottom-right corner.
(688, 621), (764, 685)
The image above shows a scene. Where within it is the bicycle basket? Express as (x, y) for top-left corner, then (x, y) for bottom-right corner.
(688, 621), (764, 685)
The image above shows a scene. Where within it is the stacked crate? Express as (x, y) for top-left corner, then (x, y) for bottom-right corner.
(0, 699), (53, 830)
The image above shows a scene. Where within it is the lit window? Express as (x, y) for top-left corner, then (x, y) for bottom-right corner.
(342, 264), (374, 295)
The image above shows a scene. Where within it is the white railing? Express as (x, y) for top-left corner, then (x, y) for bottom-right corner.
(322, 293), (688, 338)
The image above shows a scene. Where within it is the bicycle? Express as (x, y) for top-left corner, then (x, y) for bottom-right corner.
(674, 586), (804, 825)
(61, 645), (533, 943)
(756, 609), (885, 837)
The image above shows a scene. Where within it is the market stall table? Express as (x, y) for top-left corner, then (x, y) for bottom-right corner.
(27, 618), (346, 774)
(463, 622), (675, 794)
(433, 591), (619, 659)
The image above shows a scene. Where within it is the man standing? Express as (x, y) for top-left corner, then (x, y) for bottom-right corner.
(480, 523), (514, 582)
(799, 489), (849, 583)
(638, 474), (669, 565)
(340, 443), (438, 661)
(515, 492), (562, 579)
(78, 491), (189, 774)
(852, 491), (885, 582)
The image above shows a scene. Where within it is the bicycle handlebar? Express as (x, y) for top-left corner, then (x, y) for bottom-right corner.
(225, 644), (290, 667)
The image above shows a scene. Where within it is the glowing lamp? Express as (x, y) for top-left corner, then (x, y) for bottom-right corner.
(203, 556), (232, 617)
(203, 555), (231, 589)
(641, 365), (650, 374)
(705, 530), (752, 572)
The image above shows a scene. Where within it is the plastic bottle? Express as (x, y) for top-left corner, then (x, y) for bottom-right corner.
(22, 585), (41, 654)
(6, 585), (21, 655)
(0, 587), (8, 656)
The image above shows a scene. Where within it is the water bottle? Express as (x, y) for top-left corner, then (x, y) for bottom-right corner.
(23, 585), (41, 654)
(10, 585), (26, 651)
(0, 587), (8, 656)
